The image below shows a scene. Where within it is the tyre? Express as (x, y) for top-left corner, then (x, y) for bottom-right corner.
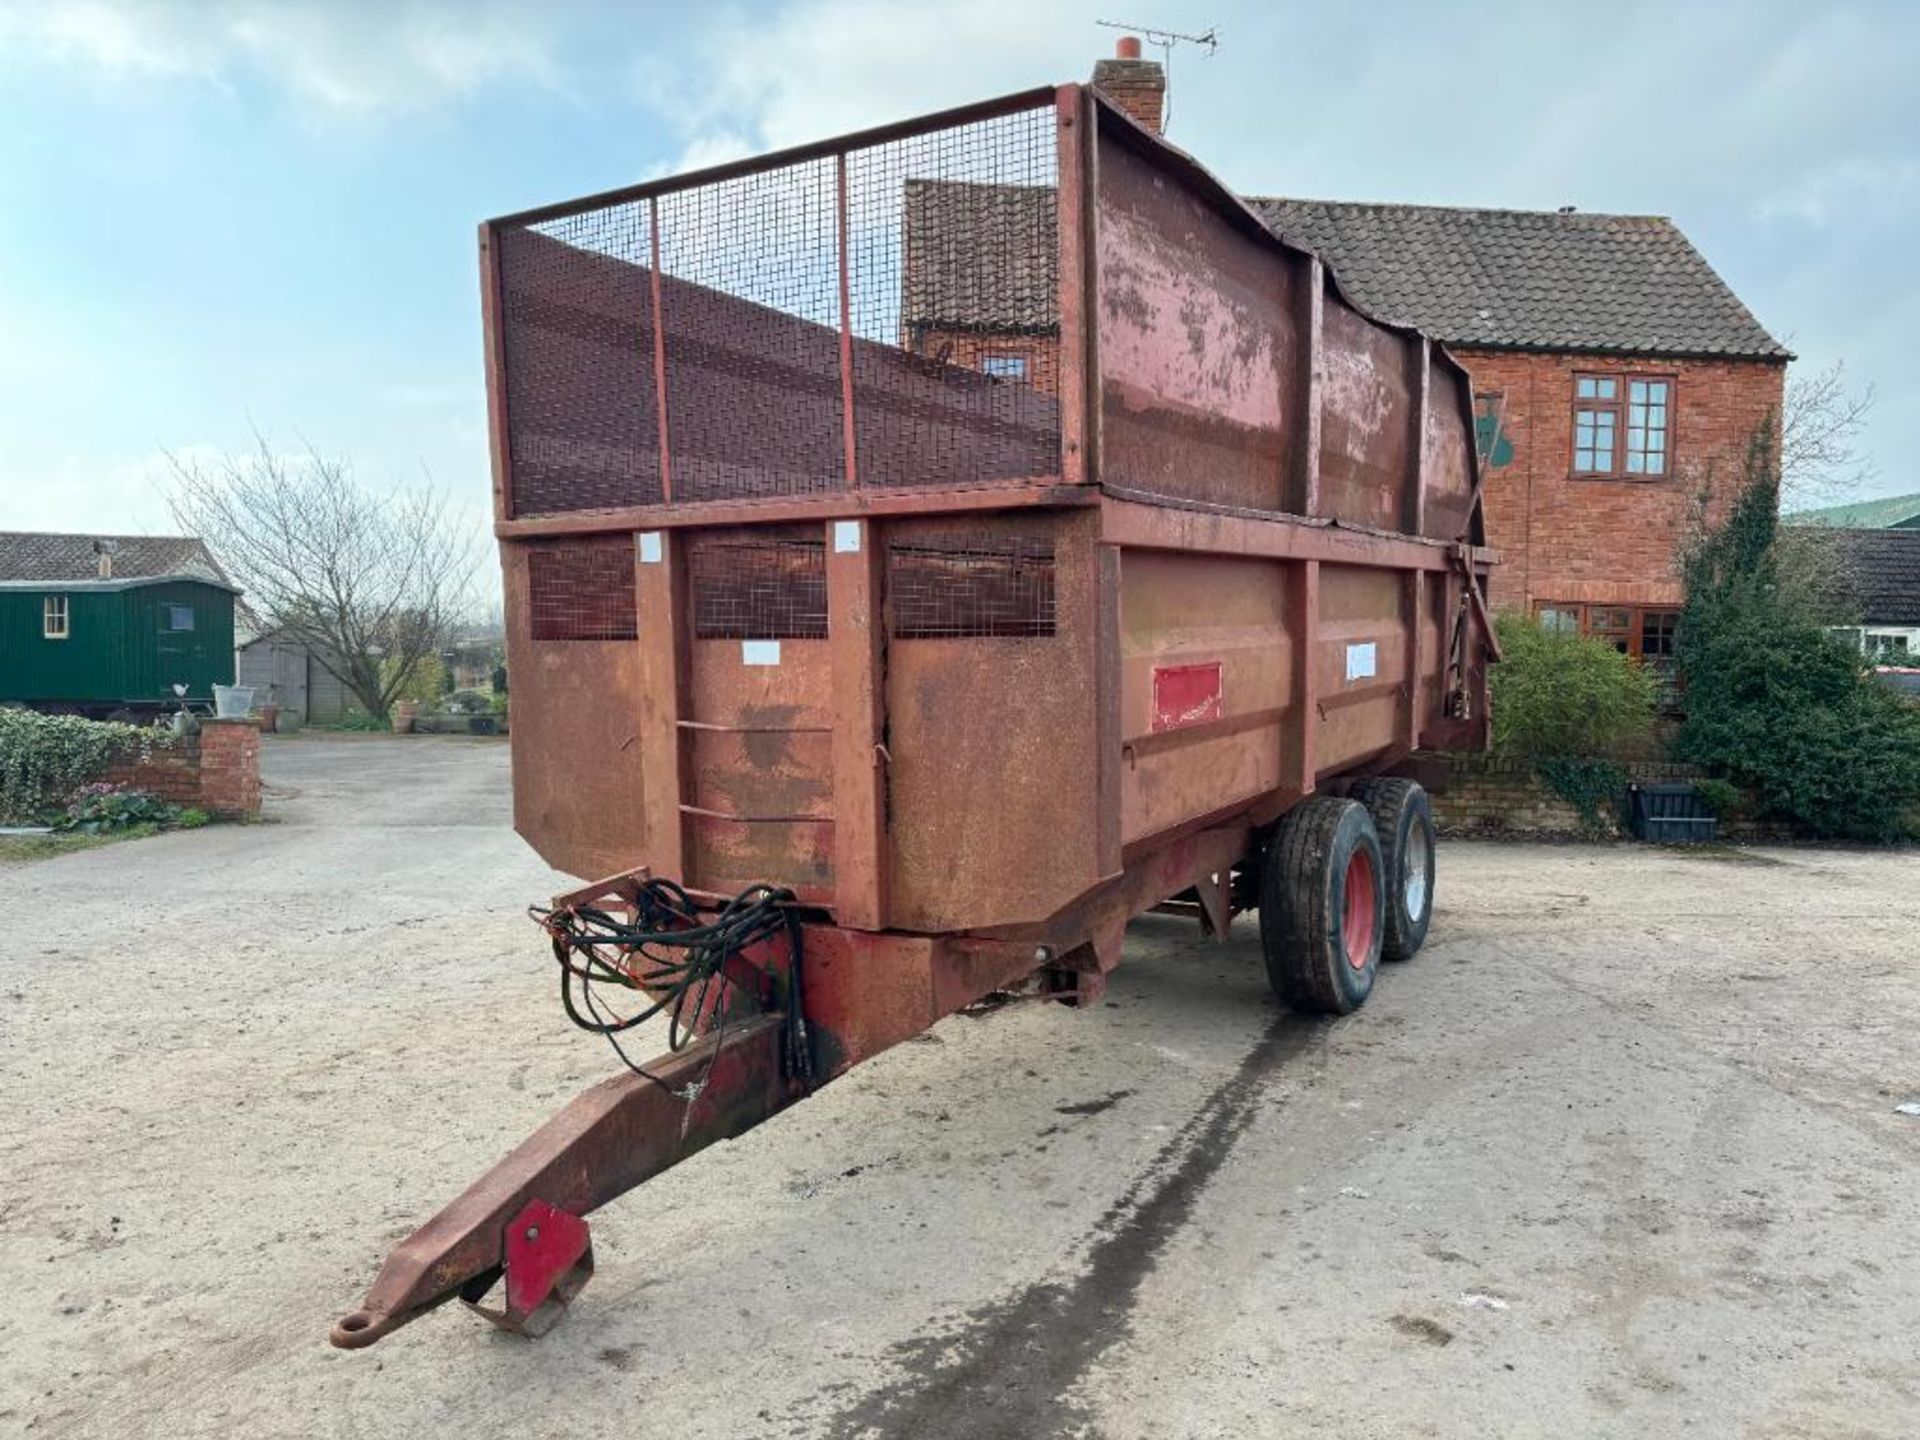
(1349, 778), (1435, 962)
(1258, 796), (1385, 1015)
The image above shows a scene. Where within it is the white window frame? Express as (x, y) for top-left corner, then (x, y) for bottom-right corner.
(43, 594), (70, 640)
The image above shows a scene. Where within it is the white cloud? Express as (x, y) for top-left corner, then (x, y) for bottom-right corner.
(1756, 158), (1920, 227)
(675, 0), (1093, 153)
(0, 0), (562, 117)
(4, 446), (183, 535)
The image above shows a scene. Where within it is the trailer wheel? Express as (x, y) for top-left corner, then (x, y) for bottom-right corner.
(1349, 778), (1435, 962)
(1258, 797), (1384, 1015)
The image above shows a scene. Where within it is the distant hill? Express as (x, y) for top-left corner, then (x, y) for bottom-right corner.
(1783, 493), (1920, 529)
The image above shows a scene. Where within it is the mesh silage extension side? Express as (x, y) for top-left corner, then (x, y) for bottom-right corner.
(495, 99), (1062, 518)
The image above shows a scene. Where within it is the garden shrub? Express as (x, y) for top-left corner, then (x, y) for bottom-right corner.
(54, 782), (184, 834)
(1675, 428), (1920, 841)
(0, 709), (169, 823)
(1691, 777), (1744, 819)
(1490, 613), (1658, 759)
(384, 652), (448, 706)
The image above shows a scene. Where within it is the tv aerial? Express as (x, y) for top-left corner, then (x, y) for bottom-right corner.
(1095, 19), (1220, 133)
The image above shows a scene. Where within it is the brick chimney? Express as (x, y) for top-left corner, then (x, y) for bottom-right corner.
(1092, 36), (1166, 134)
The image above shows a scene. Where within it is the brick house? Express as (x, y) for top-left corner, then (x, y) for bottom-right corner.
(1249, 199), (1791, 662)
(1189, 48), (1785, 660)
(915, 44), (1791, 674)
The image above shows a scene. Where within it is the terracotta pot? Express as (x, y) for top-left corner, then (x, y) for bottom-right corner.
(392, 700), (419, 734)
(257, 703), (280, 734)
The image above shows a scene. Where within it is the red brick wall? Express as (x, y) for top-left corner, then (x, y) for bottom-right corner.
(1454, 348), (1786, 612)
(103, 719), (261, 819)
(104, 745), (202, 806)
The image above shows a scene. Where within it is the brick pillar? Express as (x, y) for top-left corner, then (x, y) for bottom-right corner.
(197, 719), (262, 819)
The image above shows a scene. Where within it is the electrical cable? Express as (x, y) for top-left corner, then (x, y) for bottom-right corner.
(531, 879), (813, 1099)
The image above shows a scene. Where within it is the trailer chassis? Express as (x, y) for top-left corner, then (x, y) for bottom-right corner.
(329, 812), (1341, 1347)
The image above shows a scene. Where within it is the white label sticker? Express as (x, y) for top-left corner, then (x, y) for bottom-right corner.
(833, 519), (861, 554)
(1345, 641), (1378, 682)
(742, 640), (781, 666)
(638, 531), (663, 564)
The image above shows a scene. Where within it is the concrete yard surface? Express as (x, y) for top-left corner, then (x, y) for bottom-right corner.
(2, 735), (1917, 1439)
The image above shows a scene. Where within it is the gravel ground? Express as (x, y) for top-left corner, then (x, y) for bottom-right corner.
(2, 734), (1916, 1439)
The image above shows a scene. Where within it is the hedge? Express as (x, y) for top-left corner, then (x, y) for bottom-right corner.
(0, 709), (172, 823)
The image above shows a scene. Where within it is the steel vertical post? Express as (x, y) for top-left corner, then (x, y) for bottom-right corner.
(478, 224), (515, 524)
(648, 197), (674, 503)
(1294, 559), (1320, 794)
(635, 530), (687, 877)
(827, 518), (887, 928)
(836, 153), (859, 488)
(1298, 259), (1325, 517)
(1056, 84), (1091, 487)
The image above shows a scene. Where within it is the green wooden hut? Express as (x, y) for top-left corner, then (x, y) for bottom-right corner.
(0, 532), (240, 716)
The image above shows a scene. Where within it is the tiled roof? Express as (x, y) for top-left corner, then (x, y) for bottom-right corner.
(1245, 199), (1791, 360)
(898, 178), (1786, 363)
(1783, 491), (1920, 530)
(1803, 528), (1920, 625)
(0, 531), (234, 586)
(901, 179), (1058, 335)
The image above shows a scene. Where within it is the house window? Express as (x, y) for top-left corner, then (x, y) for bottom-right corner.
(1573, 374), (1672, 478)
(1640, 609), (1679, 659)
(980, 353), (1028, 381)
(1535, 601), (1682, 661)
(1586, 606), (1635, 653)
(43, 595), (69, 639)
(1870, 633), (1910, 658)
(166, 605), (195, 632)
(1625, 378), (1671, 474)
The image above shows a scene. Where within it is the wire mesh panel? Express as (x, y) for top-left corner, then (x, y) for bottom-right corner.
(847, 105), (1062, 487)
(655, 161), (846, 502)
(491, 93), (1066, 515)
(498, 207), (662, 517)
(688, 528), (830, 640)
(526, 538), (639, 640)
(888, 532), (1056, 638)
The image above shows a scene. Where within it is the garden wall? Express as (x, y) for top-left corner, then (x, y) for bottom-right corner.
(1427, 752), (1776, 840)
(104, 719), (261, 819)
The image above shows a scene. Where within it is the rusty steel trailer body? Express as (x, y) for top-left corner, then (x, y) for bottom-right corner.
(332, 83), (1497, 1349)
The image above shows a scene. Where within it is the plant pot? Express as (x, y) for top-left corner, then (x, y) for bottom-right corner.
(258, 703), (280, 734)
(392, 700), (419, 734)
(212, 684), (255, 719)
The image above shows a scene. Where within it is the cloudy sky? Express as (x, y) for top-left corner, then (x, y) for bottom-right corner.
(2, 0), (1914, 577)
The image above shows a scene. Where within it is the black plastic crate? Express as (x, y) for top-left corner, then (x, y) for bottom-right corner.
(1628, 781), (1718, 844)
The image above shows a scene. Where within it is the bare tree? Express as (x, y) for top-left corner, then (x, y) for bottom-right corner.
(1780, 359), (1876, 512)
(167, 435), (478, 719)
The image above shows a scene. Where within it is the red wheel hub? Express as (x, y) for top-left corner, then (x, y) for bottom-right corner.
(1342, 849), (1377, 969)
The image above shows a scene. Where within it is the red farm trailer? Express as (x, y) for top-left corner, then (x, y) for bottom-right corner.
(331, 83), (1498, 1349)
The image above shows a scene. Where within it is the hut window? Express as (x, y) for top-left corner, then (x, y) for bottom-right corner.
(166, 605), (195, 632)
(43, 595), (69, 639)
(980, 353), (1028, 381)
